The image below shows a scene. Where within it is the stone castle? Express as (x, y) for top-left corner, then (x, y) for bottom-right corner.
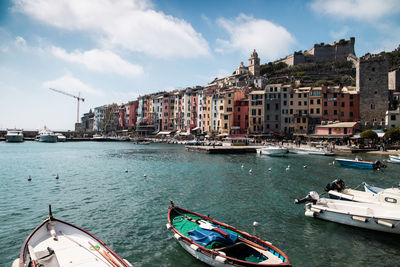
(276, 37), (356, 66)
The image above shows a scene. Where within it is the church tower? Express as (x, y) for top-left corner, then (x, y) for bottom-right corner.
(248, 49), (260, 76)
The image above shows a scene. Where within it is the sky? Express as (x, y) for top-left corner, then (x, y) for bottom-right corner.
(1, 0), (400, 130)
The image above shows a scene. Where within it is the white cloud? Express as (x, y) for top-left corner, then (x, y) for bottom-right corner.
(43, 72), (103, 96)
(216, 14), (296, 61)
(13, 0), (210, 58)
(51, 47), (144, 77)
(310, 0), (400, 21)
(15, 36), (27, 50)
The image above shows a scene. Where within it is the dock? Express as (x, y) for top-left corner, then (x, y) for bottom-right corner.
(185, 145), (264, 154)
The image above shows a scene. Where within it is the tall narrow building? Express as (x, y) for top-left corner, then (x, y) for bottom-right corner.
(248, 49), (260, 77)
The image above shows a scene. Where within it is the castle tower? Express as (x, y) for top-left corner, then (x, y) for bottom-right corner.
(357, 53), (389, 128)
(248, 49), (260, 76)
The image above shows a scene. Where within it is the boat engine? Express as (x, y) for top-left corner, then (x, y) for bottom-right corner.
(374, 160), (386, 169)
(324, 178), (345, 192)
(295, 191), (320, 204)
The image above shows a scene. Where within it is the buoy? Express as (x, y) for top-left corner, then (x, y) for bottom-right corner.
(28, 175), (32, 181)
(253, 221), (259, 227)
(332, 161), (335, 165)
(144, 174), (147, 177)
(285, 167), (290, 171)
(249, 169), (252, 174)
(241, 164), (244, 169)
(287, 165), (290, 168)
(55, 174), (59, 179)
(125, 169), (128, 173)
(303, 165), (307, 168)
(268, 168), (272, 171)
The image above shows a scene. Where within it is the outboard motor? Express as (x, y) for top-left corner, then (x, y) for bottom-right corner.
(374, 160), (386, 169)
(324, 178), (345, 192)
(295, 191), (320, 204)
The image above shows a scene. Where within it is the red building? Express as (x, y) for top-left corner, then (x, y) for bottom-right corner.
(321, 86), (359, 123)
(232, 98), (249, 134)
(128, 100), (138, 128)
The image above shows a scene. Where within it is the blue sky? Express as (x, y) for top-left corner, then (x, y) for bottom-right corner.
(1, 0), (400, 130)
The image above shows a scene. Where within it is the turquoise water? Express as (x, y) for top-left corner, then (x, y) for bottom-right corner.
(1, 142), (400, 266)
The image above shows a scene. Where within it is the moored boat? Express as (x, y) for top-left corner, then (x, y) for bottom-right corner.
(5, 129), (24, 142)
(334, 157), (385, 169)
(290, 148), (334, 156)
(388, 154), (400, 163)
(256, 146), (288, 157)
(167, 201), (291, 266)
(295, 192), (400, 234)
(13, 205), (132, 267)
(325, 179), (400, 206)
(37, 127), (58, 143)
(55, 133), (67, 142)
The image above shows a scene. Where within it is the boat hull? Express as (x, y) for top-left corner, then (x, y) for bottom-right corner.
(335, 158), (376, 169)
(305, 203), (400, 234)
(38, 135), (58, 143)
(257, 148), (288, 157)
(5, 135), (24, 142)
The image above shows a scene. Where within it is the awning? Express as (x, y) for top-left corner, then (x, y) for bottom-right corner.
(191, 127), (201, 131)
(157, 131), (172, 135)
(217, 133), (229, 137)
(179, 132), (191, 136)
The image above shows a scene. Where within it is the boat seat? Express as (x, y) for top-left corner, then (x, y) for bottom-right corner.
(36, 247), (60, 267)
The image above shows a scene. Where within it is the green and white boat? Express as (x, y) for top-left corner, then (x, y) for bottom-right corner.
(37, 127), (58, 143)
(167, 201), (291, 266)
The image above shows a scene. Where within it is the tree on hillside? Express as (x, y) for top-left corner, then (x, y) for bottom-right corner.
(384, 127), (400, 142)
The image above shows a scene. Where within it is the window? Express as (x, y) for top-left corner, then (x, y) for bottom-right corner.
(297, 118), (300, 123)
(224, 123), (227, 129)
(253, 118), (256, 123)
(290, 109), (293, 114)
(304, 101), (307, 106)
(283, 100), (287, 106)
(284, 93), (287, 98)
(350, 112), (353, 117)
(258, 109), (261, 115)
(227, 107), (232, 112)
(323, 93), (327, 98)
(275, 103), (279, 110)
(304, 93), (307, 98)
(238, 115), (241, 120)
(341, 102), (345, 107)
(350, 101), (353, 107)
(324, 102), (327, 106)
(228, 100), (231, 104)
(267, 124), (270, 129)
(391, 115), (396, 120)
(267, 104), (270, 110)
(266, 115), (270, 120)
(224, 115), (228, 120)
(334, 102), (337, 106)
(316, 108), (320, 114)
(238, 107), (241, 112)
(275, 115), (278, 120)
(317, 99), (321, 104)
(340, 112), (344, 117)
(302, 118), (306, 123)
(310, 99), (314, 105)
(371, 104), (375, 110)
(245, 115), (248, 120)
(344, 128), (347, 134)
(290, 101), (293, 105)
(324, 110), (328, 115)
(298, 101), (302, 106)
(329, 128), (331, 134)
(334, 110), (337, 115)
(310, 108), (314, 114)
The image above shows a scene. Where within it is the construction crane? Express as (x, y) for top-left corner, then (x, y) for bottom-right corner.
(49, 88), (85, 124)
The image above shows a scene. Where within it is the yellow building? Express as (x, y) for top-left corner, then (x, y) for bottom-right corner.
(289, 87), (310, 134)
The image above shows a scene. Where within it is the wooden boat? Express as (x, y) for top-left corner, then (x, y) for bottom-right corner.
(325, 179), (400, 206)
(334, 157), (386, 169)
(13, 206), (132, 267)
(167, 201), (291, 266)
(295, 192), (400, 234)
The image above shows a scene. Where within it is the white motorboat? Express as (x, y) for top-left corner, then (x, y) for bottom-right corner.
(256, 146), (288, 156)
(295, 192), (400, 234)
(325, 179), (400, 206)
(55, 133), (67, 142)
(388, 154), (400, 163)
(37, 127), (58, 143)
(290, 148), (335, 156)
(13, 206), (132, 267)
(5, 129), (24, 142)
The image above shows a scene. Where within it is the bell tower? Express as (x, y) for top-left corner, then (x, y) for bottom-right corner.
(248, 49), (260, 76)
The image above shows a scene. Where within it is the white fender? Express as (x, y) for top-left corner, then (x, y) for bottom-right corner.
(166, 223), (171, 230)
(215, 255), (227, 264)
(190, 244), (200, 251)
(173, 233), (181, 240)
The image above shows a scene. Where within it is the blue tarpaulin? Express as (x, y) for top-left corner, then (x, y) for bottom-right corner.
(188, 227), (238, 247)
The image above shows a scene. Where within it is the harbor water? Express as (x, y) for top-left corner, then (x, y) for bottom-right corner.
(1, 142), (400, 266)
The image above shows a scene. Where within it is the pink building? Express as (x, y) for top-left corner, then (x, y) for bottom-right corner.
(233, 98), (249, 134)
(314, 122), (359, 138)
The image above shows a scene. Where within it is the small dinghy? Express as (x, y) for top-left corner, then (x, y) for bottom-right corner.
(295, 192), (400, 234)
(388, 154), (400, 163)
(13, 206), (132, 267)
(335, 157), (386, 169)
(325, 179), (400, 206)
(167, 201), (291, 266)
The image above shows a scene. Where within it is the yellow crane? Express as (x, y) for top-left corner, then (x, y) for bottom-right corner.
(49, 88), (85, 124)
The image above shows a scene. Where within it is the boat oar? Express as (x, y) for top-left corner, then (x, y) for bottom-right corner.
(196, 219), (267, 251)
(88, 241), (120, 267)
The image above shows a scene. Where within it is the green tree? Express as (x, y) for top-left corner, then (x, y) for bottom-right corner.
(360, 129), (378, 140)
(384, 126), (400, 142)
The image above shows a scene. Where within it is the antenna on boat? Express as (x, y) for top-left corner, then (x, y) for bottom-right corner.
(49, 204), (53, 219)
